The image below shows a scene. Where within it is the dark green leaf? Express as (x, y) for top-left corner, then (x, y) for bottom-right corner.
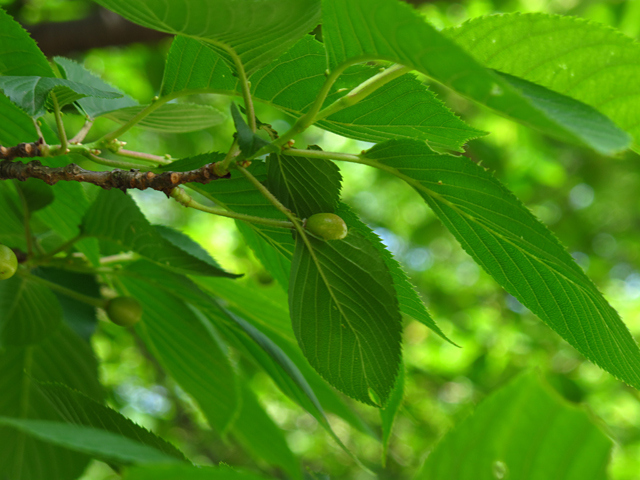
(103, 103), (225, 133)
(0, 324), (101, 479)
(0, 76), (122, 117)
(81, 189), (238, 277)
(153, 225), (226, 272)
(14, 178), (54, 212)
(124, 463), (275, 480)
(417, 373), (612, 479)
(54, 56), (137, 118)
(119, 271), (240, 434)
(95, 0), (321, 73)
(267, 149), (342, 219)
(380, 363), (404, 466)
(38, 383), (188, 462)
(447, 12), (640, 148)
(321, 0), (630, 155)
(230, 102), (273, 158)
(0, 274), (62, 346)
(363, 139), (640, 389)
(0, 94), (39, 145)
(0, 180), (27, 249)
(289, 229), (402, 405)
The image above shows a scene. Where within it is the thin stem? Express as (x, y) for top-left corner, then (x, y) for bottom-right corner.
(219, 138), (240, 172)
(236, 166), (294, 220)
(285, 147), (362, 163)
(51, 91), (68, 154)
(38, 233), (85, 262)
(88, 153), (157, 170)
(170, 186), (294, 229)
(69, 120), (94, 144)
(20, 271), (108, 308)
(101, 94), (174, 143)
(100, 252), (138, 265)
(228, 48), (256, 132)
(315, 64), (411, 121)
(116, 149), (173, 165)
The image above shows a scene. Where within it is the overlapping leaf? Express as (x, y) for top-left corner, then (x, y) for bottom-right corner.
(363, 139), (640, 389)
(104, 103), (225, 133)
(380, 364), (404, 466)
(290, 229), (402, 405)
(0, 324), (101, 479)
(0, 76), (122, 117)
(162, 35), (483, 151)
(417, 373), (611, 479)
(124, 464), (274, 480)
(447, 12), (640, 147)
(95, 0), (321, 74)
(321, 0), (630, 155)
(0, 8), (53, 77)
(0, 274), (62, 346)
(81, 189), (237, 277)
(118, 271), (240, 435)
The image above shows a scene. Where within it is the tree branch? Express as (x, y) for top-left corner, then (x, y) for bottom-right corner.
(0, 159), (230, 195)
(0, 140), (44, 161)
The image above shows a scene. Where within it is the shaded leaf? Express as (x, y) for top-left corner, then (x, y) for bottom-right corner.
(13, 178), (53, 212)
(363, 139), (640, 389)
(447, 12), (640, 148)
(124, 463), (275, 480)
(82, 189), (238, 277)
(321, 0), (630, 155)
(289, 229), (402, 405)
(0, 94), (39, 145)
(0, 274), (62, 346)
(0, 76), (122, 117)
(103, 103), (225, 133)
(380, 363), (404, 466)
(417, 373), (611, 480)
(230, 102), (273, 157)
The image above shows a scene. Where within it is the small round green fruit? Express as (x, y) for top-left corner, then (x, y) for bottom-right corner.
(305, 213), (348, 240)
(0, 244), (18, 280)
(105, 297), (143, 327)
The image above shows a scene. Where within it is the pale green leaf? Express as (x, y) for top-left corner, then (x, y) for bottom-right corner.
(0, 324), (101, 479)
(0, 274), (62, 346)
(363, 139), (640, 389)
(321, 0), (630, 155)
(0, 76), (122, 117)
(103, 103), (225, 133)
(0, 8), (53, 77)
(38, 383), (188, 462)
(290, 230), (402, 405)
(267, 148), (342, 219)
(54, 56), (137, 118)
(417, 373), (611, 480)
(447, 13), (640, 148)
(95, 0), (321, 73)
(81, 189), (237, 277)
(118, 271), (240, 434)
(0, 94), (39, 145)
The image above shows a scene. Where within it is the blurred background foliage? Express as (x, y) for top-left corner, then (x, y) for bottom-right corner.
(5, 0), (640, 478)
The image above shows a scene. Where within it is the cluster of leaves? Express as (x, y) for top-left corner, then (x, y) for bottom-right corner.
(1, 0), (639, 478)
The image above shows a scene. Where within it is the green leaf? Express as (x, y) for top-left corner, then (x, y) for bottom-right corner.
(363, 139), (640, 389)
(54, 56), (137, 118)
(290, 229), (402, 405)
(0, 8), (53, 77)
(0, 418), (181, 465)
(321, 0), (631, 155)
(0, 94), (39, 145)
(336, 202), (452, 344)
(0, 323), (102, 479)
(162, 35), (483, 152)
(446, 12), (640, 148)
(380, 363), (404, 466)
(232, 381), (302, 480)
(153, 225), (226, 272)
(124, 463), (275, 480)
(81, 189), (238, 277)
(38, 383), (188, 462)
(103, 103), (225, 133)
(118, 270), (240, 434)
(95, 0), (321, 74)
(417, 373), (612, 479)
(0, 180), (27, 249)
(230, 102), (273, 158)
(0, 274), (62, 346)
(267, 148), (342, 219)
(0, 76), (122, 117)
(14, 178), (54, 212)
(194, 277), (376, 438)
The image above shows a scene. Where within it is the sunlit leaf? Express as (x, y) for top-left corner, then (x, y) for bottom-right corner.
(0, 8), (53, 77)
(103, 103), (225, 133)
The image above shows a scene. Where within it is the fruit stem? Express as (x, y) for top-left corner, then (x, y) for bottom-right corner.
(20, 271), (107, 308)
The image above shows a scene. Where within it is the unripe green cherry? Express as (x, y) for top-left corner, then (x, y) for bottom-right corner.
(0, 244), (18, 280)
(305, 213), (348, 241)
(105, 297), (143, 327)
